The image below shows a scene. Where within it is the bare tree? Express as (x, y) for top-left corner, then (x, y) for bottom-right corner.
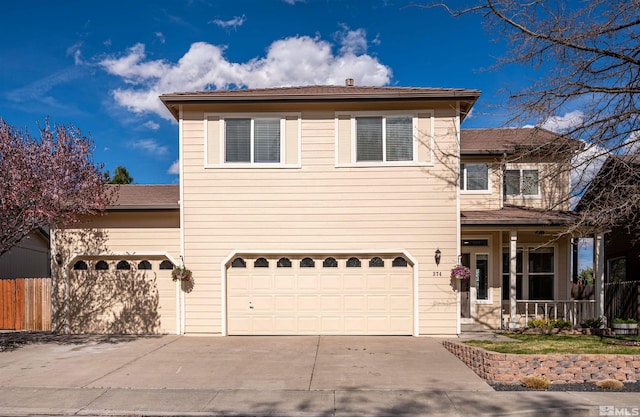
(428, 0), (640, 236)
(0, 119), (112, 256)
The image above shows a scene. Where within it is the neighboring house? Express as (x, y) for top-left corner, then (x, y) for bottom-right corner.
(0, 228), (50, 279)
(577, 154), (640, 283)
(52, 84), (584, 336)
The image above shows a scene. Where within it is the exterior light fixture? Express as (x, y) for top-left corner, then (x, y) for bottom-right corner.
(55, 253), (62, 265)
(435, 249), (441, 266)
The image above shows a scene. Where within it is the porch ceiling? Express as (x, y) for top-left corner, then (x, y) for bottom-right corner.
(461, 205), (575, 226)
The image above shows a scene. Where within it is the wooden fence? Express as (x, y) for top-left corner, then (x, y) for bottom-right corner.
(604, 280), (640, 323)
(0, 278), (52, 331)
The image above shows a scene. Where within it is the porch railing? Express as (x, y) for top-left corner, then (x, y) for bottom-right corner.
(505, 300), (597, 328)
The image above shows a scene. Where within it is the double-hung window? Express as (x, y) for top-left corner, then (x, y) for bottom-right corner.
(460, 163), (489, 191)
(504, 168), (539, 196)
(225, 118), (281, 164)
(356, 116), (413, 162)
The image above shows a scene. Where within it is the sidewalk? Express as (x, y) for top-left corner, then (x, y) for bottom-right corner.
(0, 334), (637, 416)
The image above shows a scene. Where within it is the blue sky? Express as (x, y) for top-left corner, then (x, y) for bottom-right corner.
(1, 0), (592, 268)
(1, 0), (528, 184)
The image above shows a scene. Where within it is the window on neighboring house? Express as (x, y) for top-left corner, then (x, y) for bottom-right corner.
(356, 116), (413, 162)
(460, 163), (489, 191)
(528, 247), (554, 300)
(607, 257), (626, 283)
(504, 168), (540, 196)
(225, 118), (281, 164)
(502, 248), (523, 301)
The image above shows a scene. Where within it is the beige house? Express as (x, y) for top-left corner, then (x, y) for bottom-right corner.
(52, 85), (584, 336)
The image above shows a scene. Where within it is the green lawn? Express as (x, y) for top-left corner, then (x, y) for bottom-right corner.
(465, 333), (640, 355)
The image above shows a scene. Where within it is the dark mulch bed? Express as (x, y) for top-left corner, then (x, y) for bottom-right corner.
(0, 331), (156, 352)
(492, 382), (640, 392)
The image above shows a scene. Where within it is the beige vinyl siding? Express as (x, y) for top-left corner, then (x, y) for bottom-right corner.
(181, 104), (461, 336)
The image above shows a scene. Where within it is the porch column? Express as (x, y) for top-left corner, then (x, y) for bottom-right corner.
(509, 230), (519, 329)
(594, 233), (605, 320)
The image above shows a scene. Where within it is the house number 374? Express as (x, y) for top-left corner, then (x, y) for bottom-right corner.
(433, 271), (442, 277)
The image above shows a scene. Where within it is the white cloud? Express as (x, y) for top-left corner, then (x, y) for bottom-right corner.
(570, 142), (607, 207)
(143, 120), (160, 130)
(155, 32), (165, 44)
(282, 0), (304, 4)
(210, 15), (246, 29)
(167, 160), (180, 175)
(99, 32), (391, 120)
(622, 131), (640, 154)
(130, 139), (169, 157)
(337, 27), (368, 55)
(66, 42), (83, 65)
(541, 110), (585, 133)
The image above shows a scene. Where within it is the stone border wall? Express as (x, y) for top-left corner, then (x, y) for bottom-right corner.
(442, 340), (640, 384)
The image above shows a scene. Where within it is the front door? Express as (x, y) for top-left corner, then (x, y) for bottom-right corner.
(460, 253), (471, 320)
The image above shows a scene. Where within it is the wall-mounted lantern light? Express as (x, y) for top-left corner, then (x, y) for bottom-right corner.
(55, 253), (62, 265)
(435, 248), (441, 266)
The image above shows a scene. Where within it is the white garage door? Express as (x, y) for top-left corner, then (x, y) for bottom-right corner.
(226, 254), (413, 335)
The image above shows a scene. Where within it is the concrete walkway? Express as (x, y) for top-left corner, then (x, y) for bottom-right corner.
(0, 335), (637, 416)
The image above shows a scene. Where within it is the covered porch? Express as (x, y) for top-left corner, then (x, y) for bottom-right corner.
(460, 205), (601, 330)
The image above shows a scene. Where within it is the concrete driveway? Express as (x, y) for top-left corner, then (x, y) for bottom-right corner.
(0, 335), (491, 391)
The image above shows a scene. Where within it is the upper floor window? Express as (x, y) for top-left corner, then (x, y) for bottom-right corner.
(504, 168), (539, 196)
(356, 116), (413, 162)
(225, 118), (281, 164)
(460, 163), (489, 191)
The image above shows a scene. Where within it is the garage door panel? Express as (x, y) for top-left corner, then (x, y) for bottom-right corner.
(274, 295), (296, 311)
(227, 255), (413, 335)
(343, 295), (366, 311)
(367, 295), (388, 311)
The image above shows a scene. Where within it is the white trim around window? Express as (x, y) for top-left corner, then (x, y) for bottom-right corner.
(204, 112), (301, 169)
(335, 110), (434, 168)
(460, 163), (491, 194)
(503, 165), (541, 198)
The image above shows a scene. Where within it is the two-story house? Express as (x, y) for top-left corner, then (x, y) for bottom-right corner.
(51, 85), (581, 336)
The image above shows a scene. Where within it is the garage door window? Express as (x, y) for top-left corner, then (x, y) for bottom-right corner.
(159, 260), (175, 270)
(231, 258), (246, 268)
(346, 257), (361, 267)
(116, 260), (131, 270)
(95, 260), (109, 270)
(73, 260), (88, 270)
(138, 260), (152, 270)
(254, 258), (269, 268)
(323, 257), (338, 268)
(277, 257), (292, 267)
(392, 257), (408, 267)
(300, 257), (315, 267)
(369, 257), (384, 267)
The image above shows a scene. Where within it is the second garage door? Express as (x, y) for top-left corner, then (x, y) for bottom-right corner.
(226, 254), (413, 335)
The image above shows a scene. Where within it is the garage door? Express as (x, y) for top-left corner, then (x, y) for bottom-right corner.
(226, 254), (413, 335)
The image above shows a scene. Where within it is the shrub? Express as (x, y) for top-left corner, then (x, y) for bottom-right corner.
(612, 318), (638, 324)
(521, 375), (550, 390)
(527, 318), (572, 329)
(596, 379), (624, 390)
(581, 317), (604, 329)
